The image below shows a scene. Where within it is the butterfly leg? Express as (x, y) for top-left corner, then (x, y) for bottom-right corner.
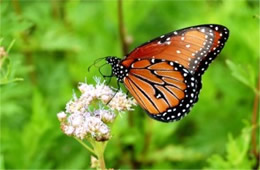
(103, 74), (113, 84)
(106, 80), (121, 105)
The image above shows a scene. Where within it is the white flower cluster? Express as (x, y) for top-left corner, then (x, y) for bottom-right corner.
(57, 79), (136, 141)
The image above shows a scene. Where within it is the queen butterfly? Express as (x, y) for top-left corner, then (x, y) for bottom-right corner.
(105, 24), (229, 122)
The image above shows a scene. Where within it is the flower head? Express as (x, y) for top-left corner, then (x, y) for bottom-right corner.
(94, 109), (116, 123)
(57, 78), (136, 141)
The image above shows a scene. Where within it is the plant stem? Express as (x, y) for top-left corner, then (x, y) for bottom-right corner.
(118, 0), (129, 56)
(11, 0), (37, 85)
(74, 137), (96, 155)
(75, 138), (107, 169)
(51, 0), (60, 19)
(6, 39), (16, 53)
(142, 118), (153, 162)
(92, 141), (107, 170)
(11, 0), (21, 15)
(0, 40), (17, 69)
(97, 148), (106, 170)
(251, 74), (259, 168)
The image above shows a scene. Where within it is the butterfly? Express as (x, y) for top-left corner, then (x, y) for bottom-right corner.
(105, 24), (229, 122)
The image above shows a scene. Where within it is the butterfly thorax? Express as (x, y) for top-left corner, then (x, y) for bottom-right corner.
(106, 56), (129, 82)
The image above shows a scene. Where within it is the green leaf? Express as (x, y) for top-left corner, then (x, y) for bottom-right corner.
(226, 60), (257, 94)
(0, 40), (23, 85)
(205, 125), (256, 169)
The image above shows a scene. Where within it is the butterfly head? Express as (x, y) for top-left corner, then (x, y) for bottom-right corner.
(105, 56), (128, 82)
(105, 56), (120, 65)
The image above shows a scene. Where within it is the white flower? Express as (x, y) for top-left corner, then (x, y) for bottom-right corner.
(100, 95), (110, 103)
(95, 83), (114, 103)
(85, 116), (110, 141)
(78, 83), (95, 98)
(99, 124), (109, 134)
(57, 111), (67, 122)
(65, 97), (91, 114)
(74, 126), (87, 140)
(108, 91), (137, 111)
(65, 100), (74, 113)
(68, 114), (84, 127)
(94, 109), (115, 123)
(86, 116), (105, 132)
(63, 125), (74, 135)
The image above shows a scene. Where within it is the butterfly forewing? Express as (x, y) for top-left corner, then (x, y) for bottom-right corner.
(121, 24), (229, 75)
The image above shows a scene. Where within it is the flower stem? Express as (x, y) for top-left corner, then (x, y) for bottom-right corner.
(91, 141), (107, 170)
(74, 137), (96, 155)
(97, 149), (106, 170)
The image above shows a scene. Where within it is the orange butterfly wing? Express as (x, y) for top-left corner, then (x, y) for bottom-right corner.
(121, 24), (229, 75)
(117, 24), (229, 122)
(123, 59), (199, 122)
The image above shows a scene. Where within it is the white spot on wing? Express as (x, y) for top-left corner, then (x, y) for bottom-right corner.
(166, 41), (171, 45)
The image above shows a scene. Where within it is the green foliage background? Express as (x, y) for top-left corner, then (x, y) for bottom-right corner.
(0, 0), (259, 169)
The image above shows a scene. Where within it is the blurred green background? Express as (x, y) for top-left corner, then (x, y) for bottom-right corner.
(1, 0), (259, 169)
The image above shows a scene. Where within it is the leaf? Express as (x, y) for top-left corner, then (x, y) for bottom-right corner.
(0, 42), (24, 86)
(226, 60), (257, 94)
(205, 125), (256, 169)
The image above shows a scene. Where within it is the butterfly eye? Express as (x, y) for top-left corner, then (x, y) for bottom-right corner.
(105, 57), (111, 63)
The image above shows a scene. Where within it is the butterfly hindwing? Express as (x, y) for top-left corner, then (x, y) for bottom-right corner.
(123, 59), (201, 122)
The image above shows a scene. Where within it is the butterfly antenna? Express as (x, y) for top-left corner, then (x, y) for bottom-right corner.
(88, 57), (107, 72)
(98, 63), (109, 77)
(97, 62), (114, 85)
